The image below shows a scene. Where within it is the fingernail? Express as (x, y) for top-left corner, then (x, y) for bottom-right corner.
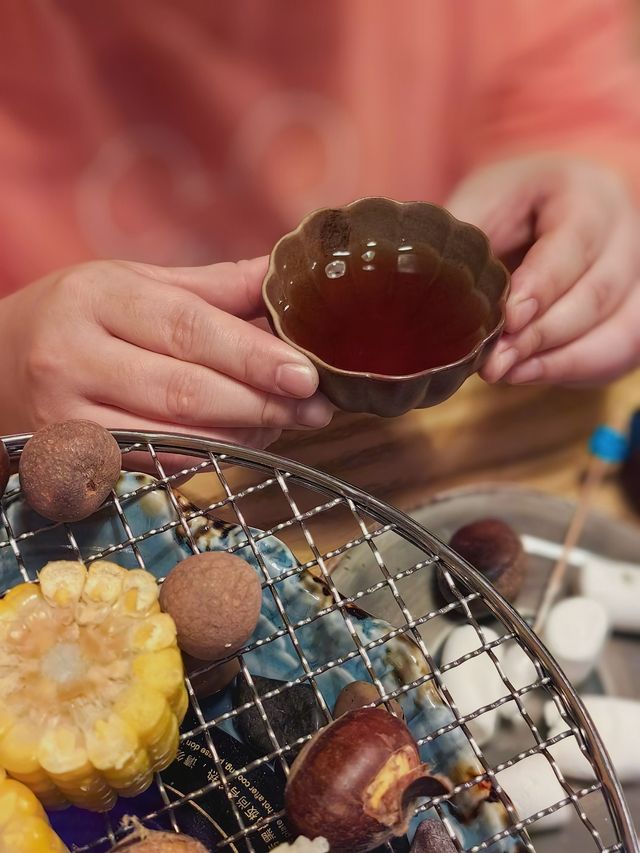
(493, 339), (512, 358)
(507, 297), (538, 333)
(276, 363), (317, 397)
(491, 347), (519, 380)
(507, 358), (543, 384)
(296, 396), (334, 428)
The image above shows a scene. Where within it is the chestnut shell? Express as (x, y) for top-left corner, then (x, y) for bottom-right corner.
(285, 708), (449, 853)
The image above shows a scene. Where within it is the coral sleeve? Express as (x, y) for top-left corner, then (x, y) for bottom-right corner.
(462, 0), (640, 198)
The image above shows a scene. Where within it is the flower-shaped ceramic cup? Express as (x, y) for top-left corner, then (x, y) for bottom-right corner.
(263, 197), (509, 417)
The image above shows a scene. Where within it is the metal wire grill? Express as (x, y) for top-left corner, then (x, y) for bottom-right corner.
(0, 431), (637, 853)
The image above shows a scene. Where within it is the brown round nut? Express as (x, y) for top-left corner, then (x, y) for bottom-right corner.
(159, 552), (262, 660)
(19, 420), (121, 522)
(450, 518), (525, 600)
(436, 517), (525, 618)
(0, 441), (9, 498)
(334, 680), (404, 720)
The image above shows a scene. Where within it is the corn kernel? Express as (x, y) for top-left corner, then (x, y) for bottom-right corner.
(0, 776), (45, 825)
(153, 712), (180, 771)
(0, 721), (42, 777)
(116, 684), (169, 743)
(38, 725), (116, 812)
(133, 648), (185, 711)
(1, 814), (68, 852)
(83, 561), (126, 604)
(121, 569), (159, 615)
(38, 562), (87, 607)
(132, 613), (177, 652)
(173, 684), (190, 722)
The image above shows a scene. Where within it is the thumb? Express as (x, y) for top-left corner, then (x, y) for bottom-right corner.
(446, 166), (538, 258)
(122, 256), (270, 320)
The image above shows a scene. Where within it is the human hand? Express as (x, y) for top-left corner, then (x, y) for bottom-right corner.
(447, 155), (640, 386)
(0, 258), (333, 456)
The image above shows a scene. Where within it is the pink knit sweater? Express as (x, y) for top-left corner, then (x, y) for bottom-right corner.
(1, 0), (639, 294)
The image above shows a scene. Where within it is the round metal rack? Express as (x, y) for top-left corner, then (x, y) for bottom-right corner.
(0, 431), (637, 853)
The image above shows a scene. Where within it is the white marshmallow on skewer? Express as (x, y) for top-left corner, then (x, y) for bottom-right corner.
(545, 696), (640, 784)
(495, 753), (572, 833)
(577, 555), (640, 634)
(440, 624), (505, 747)
(542, 596), (609, 685)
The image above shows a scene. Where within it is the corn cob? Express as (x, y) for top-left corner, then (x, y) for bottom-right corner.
(0, 560), (187, 812)
(0, 767), (68, 852)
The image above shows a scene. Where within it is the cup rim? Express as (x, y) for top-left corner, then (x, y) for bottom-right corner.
(262, 196), (510, 382)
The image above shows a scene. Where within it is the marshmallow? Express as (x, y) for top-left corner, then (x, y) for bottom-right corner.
(440, 625), (505, 746)
(542, 596), (609, 685)
(544, 696), (640, 784)
(577, 556), (640, 634)
(495, 753), (572, 833)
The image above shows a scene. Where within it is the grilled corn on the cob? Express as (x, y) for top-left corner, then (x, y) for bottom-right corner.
(0, 767), (68, 852)
(0, 560), (187, 812)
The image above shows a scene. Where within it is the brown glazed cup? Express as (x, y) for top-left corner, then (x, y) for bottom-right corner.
(263, 197), (509, 417)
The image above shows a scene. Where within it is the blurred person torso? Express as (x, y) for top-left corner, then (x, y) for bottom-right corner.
(1, 0), (638, 294)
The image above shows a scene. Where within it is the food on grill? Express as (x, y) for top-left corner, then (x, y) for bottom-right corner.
(285, 707), (451, 853)
(437, 518), (525, 617)
(18, 420), (121, 522)
(159, 552), (262, 660)
(0, 767), (68, 852)
(0, 560), (187, 811)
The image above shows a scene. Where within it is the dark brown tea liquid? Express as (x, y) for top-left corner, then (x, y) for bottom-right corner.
(280, 244), (492, 375)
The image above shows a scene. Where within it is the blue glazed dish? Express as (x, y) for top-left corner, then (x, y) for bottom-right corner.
(0, 472), (528, 852)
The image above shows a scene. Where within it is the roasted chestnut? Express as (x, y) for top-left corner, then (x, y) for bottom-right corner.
(285, 707), (451, 853)
(435, 518), (525, 619)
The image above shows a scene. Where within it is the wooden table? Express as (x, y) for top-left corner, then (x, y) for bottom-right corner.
(182, 369), (640, 554)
